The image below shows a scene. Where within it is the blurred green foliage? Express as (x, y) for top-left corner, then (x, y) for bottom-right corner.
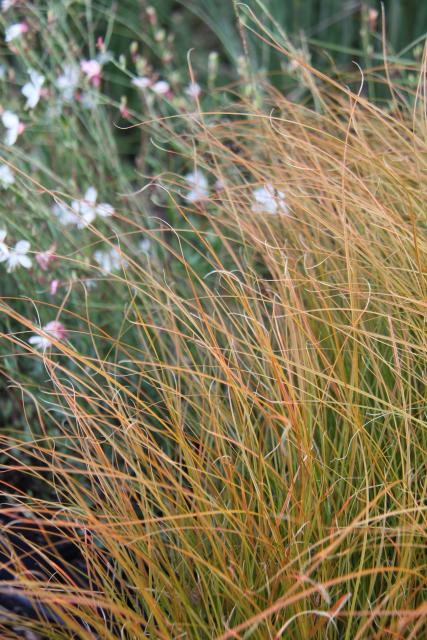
(101, 0), (427, 72)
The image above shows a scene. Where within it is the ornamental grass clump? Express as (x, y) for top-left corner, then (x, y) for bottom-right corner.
(0, 35), (426, 640)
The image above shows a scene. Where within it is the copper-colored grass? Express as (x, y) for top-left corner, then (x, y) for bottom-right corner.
(0, 47), (426, 639)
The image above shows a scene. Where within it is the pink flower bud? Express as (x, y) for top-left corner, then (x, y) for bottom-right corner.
(120, 104), (130, 119)
(44, 320), (67, 341)
(49, 279), (60, 295)
(36, 246), (56, 271)
(369, 9), (379, 32)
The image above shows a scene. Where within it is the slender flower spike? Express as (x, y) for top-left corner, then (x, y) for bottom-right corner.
(0, 239), (32, 272)
(28, 320), (67, 351)
(0, 229), (9, 261)
(251, 183), (289, 215)
(5, 22), (28, 42)
(80, 59), (102, 87)
(185, 170), (209, 203)
(2, 110), (23, 146)
(22, 69), (45, 109)
(185, 82), (201, 100)
(56, 65), (80, 102)
(0, 164), (14, 188)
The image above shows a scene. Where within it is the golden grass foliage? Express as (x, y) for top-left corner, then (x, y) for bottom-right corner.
(0, 52), (426, 638)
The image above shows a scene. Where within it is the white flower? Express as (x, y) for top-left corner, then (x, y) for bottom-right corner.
(1, 0), (15, 12)
(0, 229), (9, 261)
(81, 278), (97, 290)
(1, 0), (17, 11)
(80, 59), (102, 87)
(151, 80), (170, 95)
(97, 203), (115, 217)
(54, 188), (114, 229)
(185, 170), (209, 203)
(5, 22), (27, 42)
(251, 183), (288, 215)
(139, 238), (151, 254)
(2, 110), (22, 146)
(185, 82), (201, 100)
(0, 238), (32, 272)
(132, 76), (151, 89)
(21, 69), (45, 109)
(71, 187), (114, 228)
(56, 64), (80, 102)
(52, 202), (80, 226)
(28, 320), (67, 351)
(94, 246), (126, 273)
(71, 187), (98, 227)
(80, 92), (97, 109)
(81, 59), (101, 78)
(0, 164), (14, 188)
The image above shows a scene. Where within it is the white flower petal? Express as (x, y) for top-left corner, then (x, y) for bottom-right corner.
(0, 164), (15, 187)
(6, 253), (19, 272)
(56, 65), (80, 102)
(251, 183), (288, 215)
(4, 127), (18, 146)
(139, 238), (151, 254)
(2, 1), (16, 13)
(5, 22), (26, 43)
(185, 171), (209, 202)
(1, 110), (19, 129)
(14, 239), (30, 254)
(96, 202), (114, 218)
(132, 76), (151, 89)
(29, 69), (45, 88)
(94, 246), (125, 272)
(28, 335), (51, 350)
(84, 186), (97, 203)
(0, 242), (9, 261)
(151, 80), (170, 95)
(17, 254), (32, 269)
(185, 82), (201, 99)
(22, 82), (41, 109)
(2, 110), (20, 146)
(79, 202), (96, 227)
